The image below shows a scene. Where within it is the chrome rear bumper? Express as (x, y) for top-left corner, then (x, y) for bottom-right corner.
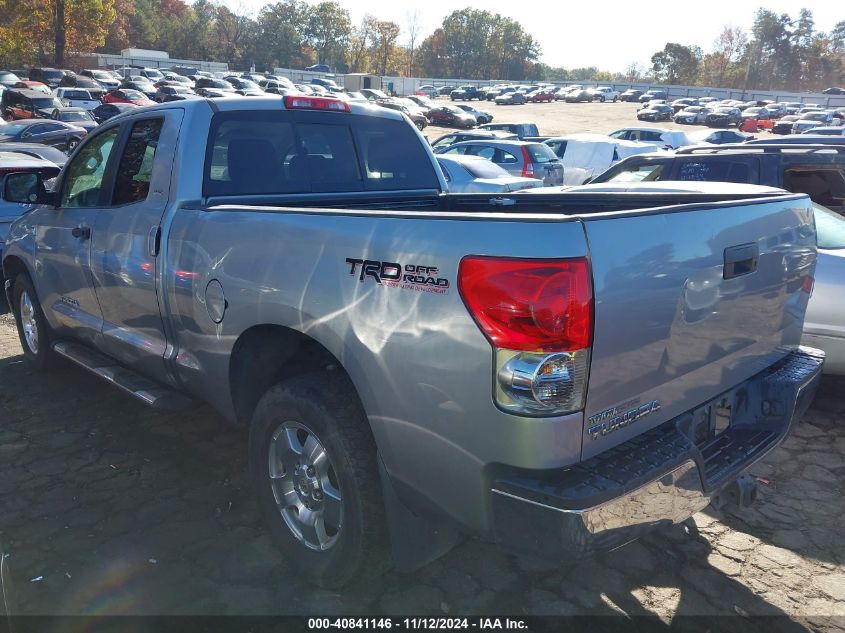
(491, 346), (824, 561)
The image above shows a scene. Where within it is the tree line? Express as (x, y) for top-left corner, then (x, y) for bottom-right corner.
(0, 2), (841, 92)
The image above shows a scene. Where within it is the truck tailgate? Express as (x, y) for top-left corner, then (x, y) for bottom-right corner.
(581, 194), (816, 459)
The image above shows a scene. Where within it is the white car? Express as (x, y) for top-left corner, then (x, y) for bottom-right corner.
(588, 86), (620, 102)
(674, 106), (712, 125)
(436, 154), (543, 193)
(792, 112), (842, 134)
(607, 127), (694, 149)
(803, 126), (845, 136)
(543, 134), (663, 185)
(52, 87), (100, 111)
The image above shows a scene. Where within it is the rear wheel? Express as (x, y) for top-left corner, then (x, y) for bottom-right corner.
(249, 372), (389, 588)
(12, 273), (55, 371)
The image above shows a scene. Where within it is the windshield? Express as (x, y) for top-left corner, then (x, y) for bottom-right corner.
(0, 72), (20, 81)
(91, 71), (113, 81)
(122, 90), (145, 100)
(60, 110), (93, 121)
(462, 159), (509, 179)
(144, 69), (164, 80)
(804, 113), (827, 121)
(33, 97), (62, 109)
(814, 204), (845, 249)
(43, 70), (64, 80)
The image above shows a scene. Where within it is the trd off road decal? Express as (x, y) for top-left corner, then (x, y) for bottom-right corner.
(345, 258), (450, 295)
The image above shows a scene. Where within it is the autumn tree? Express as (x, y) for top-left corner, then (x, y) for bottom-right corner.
(650, 42), (703, 84)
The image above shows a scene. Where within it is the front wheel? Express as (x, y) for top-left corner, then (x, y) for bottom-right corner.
(12, 273), (56, 371)
(249, 373), (389, 588)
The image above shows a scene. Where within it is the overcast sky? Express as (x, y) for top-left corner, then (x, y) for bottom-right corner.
(232, 0), (842, 72)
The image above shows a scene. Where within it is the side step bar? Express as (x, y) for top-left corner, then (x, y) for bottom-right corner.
(52, 340), (193, 411)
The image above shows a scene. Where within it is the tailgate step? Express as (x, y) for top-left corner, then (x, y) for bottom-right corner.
(52, 340), (193, 411)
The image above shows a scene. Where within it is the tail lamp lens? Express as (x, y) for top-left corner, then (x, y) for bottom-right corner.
(520, 147), (535, 178)
(459, 257), (593, 416)
(458, 257), (592, 352)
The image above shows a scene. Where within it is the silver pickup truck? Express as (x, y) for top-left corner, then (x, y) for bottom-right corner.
(1, 96), (825, 587)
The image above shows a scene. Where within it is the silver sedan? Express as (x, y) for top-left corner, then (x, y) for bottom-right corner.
(436, 155), (543, 193)
(802, 204), (845, 374)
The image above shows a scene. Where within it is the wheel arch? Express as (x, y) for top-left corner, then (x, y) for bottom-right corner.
(228, 324), (370, 429)
(2, 254), (33, 299)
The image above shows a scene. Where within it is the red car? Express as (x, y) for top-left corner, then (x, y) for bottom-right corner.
(527, 89), (554, 103)
(103, 89), (155, 107)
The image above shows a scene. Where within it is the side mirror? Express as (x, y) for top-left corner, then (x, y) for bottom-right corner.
(3, 172), (55, 206)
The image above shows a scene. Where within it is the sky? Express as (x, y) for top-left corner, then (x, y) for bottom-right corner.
(232, 0), (842, 73)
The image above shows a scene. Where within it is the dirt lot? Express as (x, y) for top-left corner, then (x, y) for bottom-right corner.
(0, 103), (842, 627)
(421, 98), (709, 142)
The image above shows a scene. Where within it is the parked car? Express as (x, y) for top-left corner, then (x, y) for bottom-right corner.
(161, 73), (194, 89)
(124, 67), (164, 83)
(638, 90), (668, 103)
(543, 134), (660, 185)
(435, 139), (563, 186)
(414, 85), (438, 98)
(0, 151), (61, 264)
(454, 104), (493, 124)
(450, 85), (482, 101)
(79, 69), (120, 90)
(194, 88), (238, 99)
(0, 96), (823, 590)
(479, 121), (539, 139)
(27, 68), (70, 88)
(0, 142), (69, 167)
(487, 86), (515, 101)
(674, 106), (712, 125)
(426, 105), (477, 129)
(822, 87), (845, 95)
(746, 135), (845, 146)
(588, 87), (620, 102)
(526, 89), (554, 103)
(194, 77), (235, 93)
(0, 119), (86, 152)
(58, 75), (105, 101)
(305, 63), (330, 73)
(376, 100), (427, 130)
(360, 89), (389, 101)
(740, 107), (772, 125)
(792, 111), (841, 134)
(772, 115), (801, 135)
(103, 89), (155, 107)
(802, 203), (845, 373)
(607, 127), (692, 149)
(91, 102), (138, 123)
(47, 107), (97, 132)
(53, 88), (100, 111)
(670, 98), (699, 113)
(0, 71), (22, 88)
(429, 130), (518, 150)
(406, 95), (436, 114)
(687, 129), (753, 144)
(803, 126), (845, 136)
(1, 89), (63, 120)
(119, 78), (158, 100)
(225, 78), (264, 96)
(706, 107), (742, 128)
(494, 92), (526, 105)
(436, 154), (543, 193)
(155, 85), (200, 102)
(637, 104), (673, 122)
(260, 80), (297, 95)
(565, 89), (593, 103)
(619, 89), (643, 102)
(12, 81), (51, 96)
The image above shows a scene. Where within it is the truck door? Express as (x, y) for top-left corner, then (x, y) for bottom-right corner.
(89, 110), (183, 382)
(32, 124), (121, 348)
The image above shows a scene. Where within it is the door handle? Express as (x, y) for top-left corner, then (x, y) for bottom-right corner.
(71, 225), (91, 240)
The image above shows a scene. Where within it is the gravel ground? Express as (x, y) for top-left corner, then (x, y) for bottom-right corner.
(0, 104), (842, 627)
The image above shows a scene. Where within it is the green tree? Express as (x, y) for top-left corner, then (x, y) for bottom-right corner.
(650, 42), (702, 84)
(305, 1), (350, 69)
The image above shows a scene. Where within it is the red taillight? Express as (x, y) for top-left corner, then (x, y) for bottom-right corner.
(802, 275), (814, 295)
(520, 147), (535, 178)
(283, 95), (350, 112)
(458, 257), (593, 352)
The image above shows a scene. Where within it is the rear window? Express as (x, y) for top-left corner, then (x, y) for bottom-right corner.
(462, 159), (508, 179)
(204, 111), (439, 196)
(674, 159), (758, 183)
(64, 91), (90, 100)
(814, 204), (845, 249)
(525, 144), (557, 163)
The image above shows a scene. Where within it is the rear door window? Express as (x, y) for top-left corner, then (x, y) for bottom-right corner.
(813, 203), (845, 249)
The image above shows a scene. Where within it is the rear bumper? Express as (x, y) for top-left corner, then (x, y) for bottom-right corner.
(491, 346), (824, 561)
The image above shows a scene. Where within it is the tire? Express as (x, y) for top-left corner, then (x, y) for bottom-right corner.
(415, 120), (425, 131)
(11, 273), (56, 371)
(600, 96), (606, 103)
(66, 138), (80, 152)
(249, 372), (389, 588)
(613, 96), (618, 102)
